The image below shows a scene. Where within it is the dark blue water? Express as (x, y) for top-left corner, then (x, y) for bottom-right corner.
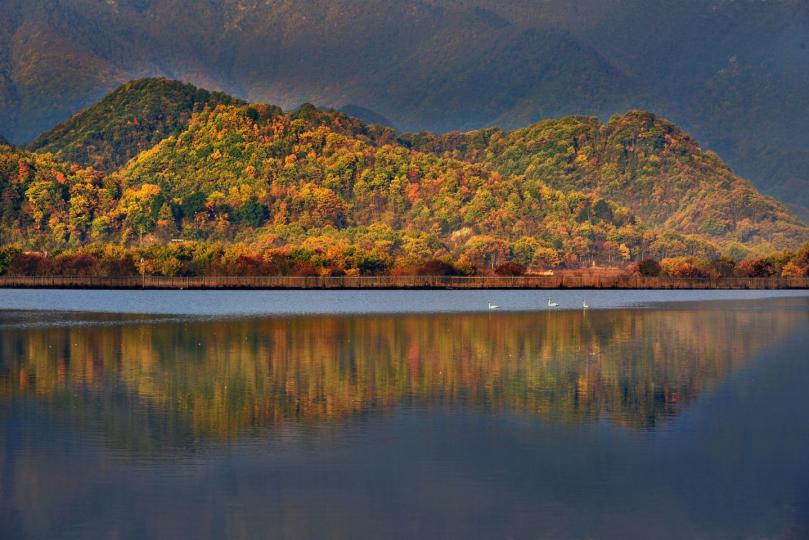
(1, 293), (808, 539)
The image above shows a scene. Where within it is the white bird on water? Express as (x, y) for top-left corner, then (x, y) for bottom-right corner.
(488, 302), (499, 310)
(582, 300), (589, 310)
(547, 299), (559, 308)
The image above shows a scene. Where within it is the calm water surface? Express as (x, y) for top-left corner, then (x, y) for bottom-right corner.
(1, 291), (808, 539)
(1, 288), (808, 315)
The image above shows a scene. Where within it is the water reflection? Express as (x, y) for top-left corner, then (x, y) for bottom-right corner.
(1, 300), (804, 451)
(2, 299), (809, 539)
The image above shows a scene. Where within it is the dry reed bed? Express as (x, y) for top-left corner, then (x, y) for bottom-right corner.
(0, 275), (807, 289)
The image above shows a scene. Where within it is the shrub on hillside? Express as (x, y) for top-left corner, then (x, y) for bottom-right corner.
(781, 261), (809, 278)
(97, 254), (138, 277)
(661, 257), (713, 279)
(227, 255), (276, 276)
(637, 258), (661, 277)
(0, 247), (22, 275)
(709, 256), (736, 278)
(785, 243), (809, 276)
(416, 259), (462, 276)
(735, 258), (777, 278)
(8, 253), (52, 276)
(53, 253), (99, 276)
(495, 262), (526, 276)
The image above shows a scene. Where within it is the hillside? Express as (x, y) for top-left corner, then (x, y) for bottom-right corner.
(27, 79), (243, 171)
(2, 83), (807, 278)
(402, 111), (807, 256)
(0, 103), (711, 273)
(74, 103), (662, 270)
(1, 0), (808, 220)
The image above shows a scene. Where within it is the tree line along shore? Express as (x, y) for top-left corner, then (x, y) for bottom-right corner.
(1, 273), (807, 291)
(0, 242), (808, 290)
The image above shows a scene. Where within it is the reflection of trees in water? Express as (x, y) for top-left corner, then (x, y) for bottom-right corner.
(0, 306), (802, 448)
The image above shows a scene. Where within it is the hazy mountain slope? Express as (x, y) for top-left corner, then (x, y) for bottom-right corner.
(0, 0), (233, 143)
(0, 1), (132, 144)
(337, 105), (396, 129)
(28, 78), (243, 171)
(357, 25), (638, 133)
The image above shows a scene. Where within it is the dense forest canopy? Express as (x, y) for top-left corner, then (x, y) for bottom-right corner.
(402, 112), (806, 252)
(27, 79), (244, 171)
(0, 79), (807, 279)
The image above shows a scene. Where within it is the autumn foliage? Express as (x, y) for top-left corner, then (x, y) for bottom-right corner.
(1, 82), (807, 277)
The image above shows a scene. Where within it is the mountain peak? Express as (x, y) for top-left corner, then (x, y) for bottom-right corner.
(27, 78), (243, 171)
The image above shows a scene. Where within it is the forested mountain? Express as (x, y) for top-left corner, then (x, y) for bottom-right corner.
(28, 79), (243, 171)
(0, 104), (654, 273)
(0, 0), (807, 220)
(1, 82), (807, 279)
(402, 112), (806, 255)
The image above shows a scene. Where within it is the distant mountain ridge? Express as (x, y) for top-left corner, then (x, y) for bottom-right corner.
(338, 105), (396, 130)
(0, 0), (807, 221)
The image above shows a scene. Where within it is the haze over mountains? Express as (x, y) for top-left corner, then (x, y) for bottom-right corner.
(0, 0), (808, 221)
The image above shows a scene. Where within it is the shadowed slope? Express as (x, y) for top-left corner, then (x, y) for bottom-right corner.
(28, 78), (243, 171)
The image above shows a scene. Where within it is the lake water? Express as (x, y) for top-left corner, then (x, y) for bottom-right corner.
(1, 288), (808, 315)
(1, 291), (809, 539)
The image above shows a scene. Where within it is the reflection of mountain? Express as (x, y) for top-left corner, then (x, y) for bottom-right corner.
(0, 302), (804, 451)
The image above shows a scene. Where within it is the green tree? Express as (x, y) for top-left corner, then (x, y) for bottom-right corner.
(237, 197), (268, 227)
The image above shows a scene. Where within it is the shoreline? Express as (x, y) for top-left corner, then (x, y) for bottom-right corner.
(1, 289), (806, 318)
(1, 275), (808, 290)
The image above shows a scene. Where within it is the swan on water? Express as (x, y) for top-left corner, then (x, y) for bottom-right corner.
(547, 299), (559, 308)
(582, 300), (589, 309)
(488, 302), (499, 310)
